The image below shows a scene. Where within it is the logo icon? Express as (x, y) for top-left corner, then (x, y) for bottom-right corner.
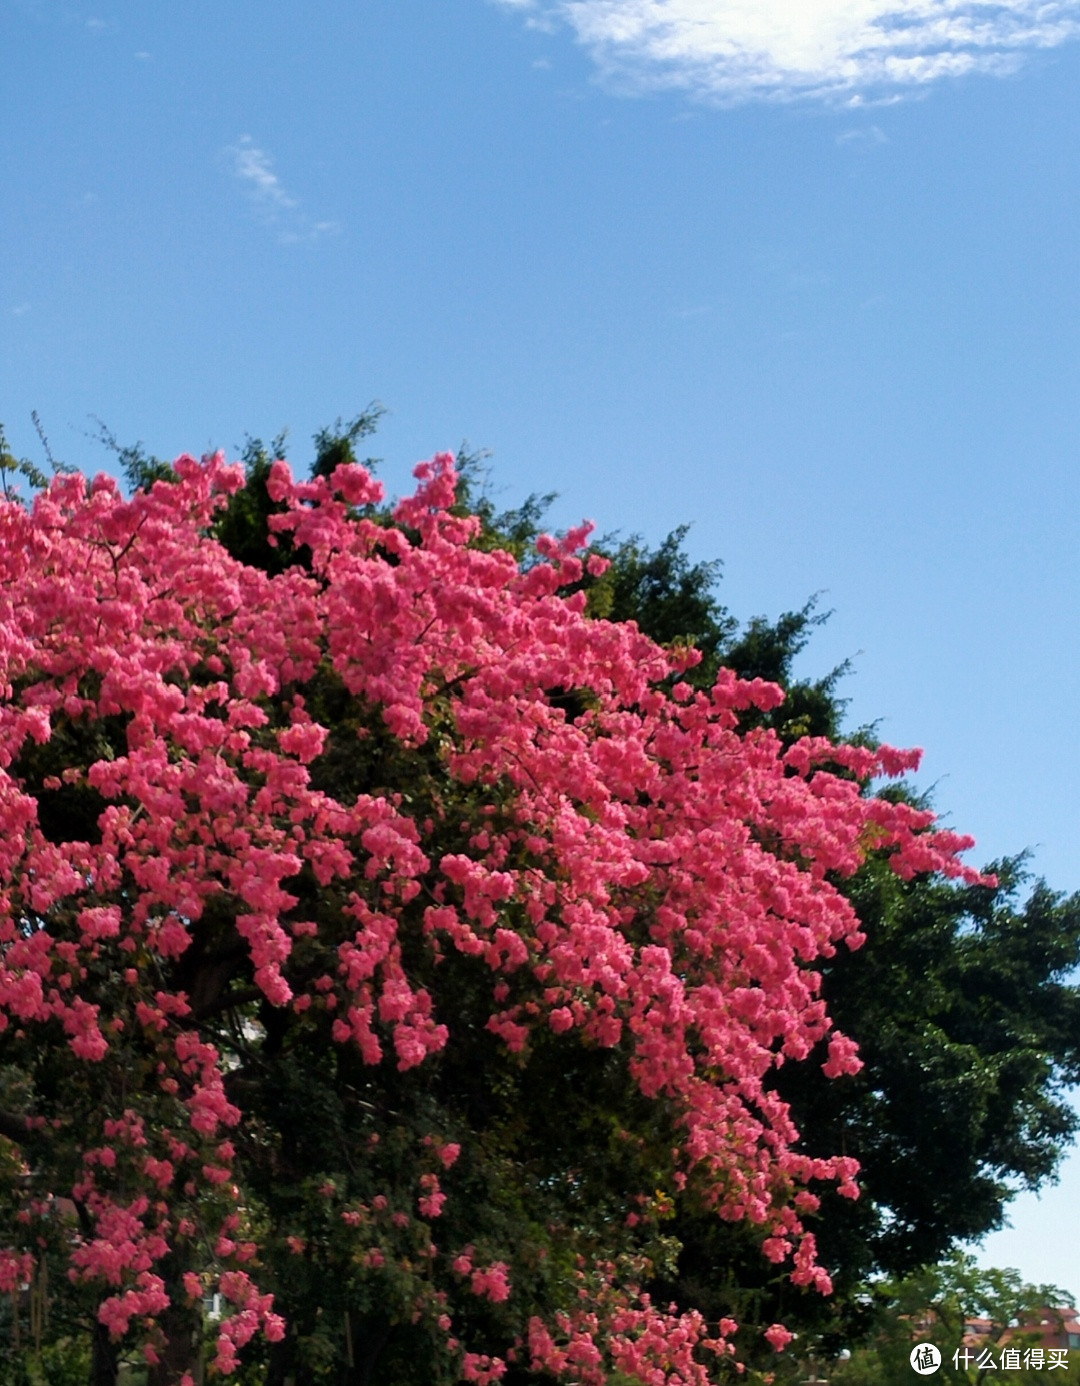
(910, 1344), (941, 1374)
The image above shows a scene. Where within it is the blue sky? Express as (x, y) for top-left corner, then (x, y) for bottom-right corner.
(2, 0), (1079, 1294)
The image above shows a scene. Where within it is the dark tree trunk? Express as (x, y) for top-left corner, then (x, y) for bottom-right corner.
(266, 1333), (292, 1386)
(266, 1315), (318, 1386)
(89, 1319), (119, 1386)
(146, 1284), (203, 1385)
(341, 1311), (392, 1386)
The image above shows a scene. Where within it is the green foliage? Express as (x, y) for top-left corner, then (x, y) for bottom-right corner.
(88, 417), (175, 493)
(596, 527), (736, 666)
(0, 422), (49, 499)
(310, 406), (384, 481)
(830, 1253), (1076, 1386)
(212, 428), (296, 575)
(793, 858), (1080, 1277)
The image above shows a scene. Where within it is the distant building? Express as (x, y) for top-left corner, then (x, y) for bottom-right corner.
(1012, 1308), (1080, 1351)
(960, 1309), (1080, 1351)
(911, 1306), (1080, 1352)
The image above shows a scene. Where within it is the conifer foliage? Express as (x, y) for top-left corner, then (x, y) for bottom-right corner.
(0, 448), (983, 1383)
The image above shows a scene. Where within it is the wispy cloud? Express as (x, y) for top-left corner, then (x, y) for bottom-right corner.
(228, 136), (299, 212)
(835, 123), (888, 144)
(491, 1), (1080, 102)
(224, 136), (339, 242)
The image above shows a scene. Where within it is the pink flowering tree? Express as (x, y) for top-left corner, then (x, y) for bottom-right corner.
(0, 445), (984, 1385)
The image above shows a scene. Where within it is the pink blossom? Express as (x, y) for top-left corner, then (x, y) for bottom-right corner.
(470, 1262), (511, 1303)
(765, 1323), (795, 1352)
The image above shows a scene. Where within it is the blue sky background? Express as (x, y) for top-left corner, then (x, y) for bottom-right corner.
(2, 0), (1078, 1296)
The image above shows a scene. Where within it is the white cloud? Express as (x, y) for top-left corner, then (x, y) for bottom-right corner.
(228, 135), (299, 212)
(835, 122), (888, 143)
(492, 0), (1080, 100)
(225, 136), (339, 242)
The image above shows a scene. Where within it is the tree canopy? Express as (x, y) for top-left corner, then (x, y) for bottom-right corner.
(0, 423), (995, 1386)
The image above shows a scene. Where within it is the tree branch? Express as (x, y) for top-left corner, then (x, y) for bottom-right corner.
(191, 986), (266, 1023)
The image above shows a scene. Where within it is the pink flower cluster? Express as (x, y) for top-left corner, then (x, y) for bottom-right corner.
(210, 1270), (285, 1374)
(0, 451), (987, 1377)
(525, 1267), (736, 1386)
